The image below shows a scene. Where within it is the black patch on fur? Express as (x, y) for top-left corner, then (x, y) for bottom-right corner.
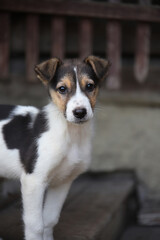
(49, 61), (99, 91)
(79, 63), (99, 86)
(21, 112), (48, 173)
(3, 111), (48, 173)
(0, 105), (15, 120)
(49, 64), (76, 90)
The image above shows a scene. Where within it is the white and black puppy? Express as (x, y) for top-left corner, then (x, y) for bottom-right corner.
(0, 56), (109, 240)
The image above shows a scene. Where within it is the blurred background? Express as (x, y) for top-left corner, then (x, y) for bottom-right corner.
(0, 0), (160, 196)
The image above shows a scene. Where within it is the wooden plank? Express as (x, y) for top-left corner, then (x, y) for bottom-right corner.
(0, 13), (10, 79)
(0, 172), (136, 240)
(134, 0), (151, 83)
(0, 1), (160, 23)
(0, 201), (23, 240)
(79, 18), (92, 60)
(138, 198), (160, 226)
(121, 226), (160, 240)
(106, 0), (121, 90)
(26, 14), (39, 82)
(134, 23), (150, 83)
(51, 17), (65, 59)
(54, 172), (136, 240)
(106, 20), (121, 89)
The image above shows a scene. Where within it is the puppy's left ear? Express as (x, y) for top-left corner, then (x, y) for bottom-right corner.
(34, 58), (62, 86)
(84, 56), (110, 83)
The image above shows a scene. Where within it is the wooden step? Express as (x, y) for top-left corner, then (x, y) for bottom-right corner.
(0, 171), (136, 240)
(138, 198), (160, 226)
(121, 226), (160, 240)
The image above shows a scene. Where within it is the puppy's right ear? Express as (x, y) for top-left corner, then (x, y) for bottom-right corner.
(34, 58), (62, 86)
(84, 56), (110, 83)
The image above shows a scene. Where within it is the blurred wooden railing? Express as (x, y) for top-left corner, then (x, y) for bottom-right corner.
(0, 0), (160, 89)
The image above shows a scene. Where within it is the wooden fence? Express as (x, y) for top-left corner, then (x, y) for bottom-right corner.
(0, 0), (160, 89)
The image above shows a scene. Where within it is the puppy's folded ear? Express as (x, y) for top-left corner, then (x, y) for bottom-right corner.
(84, 56), (110, 82)
(34, 58), (62, 85)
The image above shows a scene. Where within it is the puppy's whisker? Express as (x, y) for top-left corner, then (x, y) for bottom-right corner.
(94, 105), (105, 111)
(94, 107), (103, 111)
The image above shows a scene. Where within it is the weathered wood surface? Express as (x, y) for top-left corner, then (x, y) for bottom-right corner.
(0, 172), (135, 240)
(138, 198), (160, 226)
(51, 17), (65, 59)
(0, 13), (10, 79)
(121, 226), (160, 240)
(106, 21), (121, 89)
(79, 19), (92, 59)
(0, 1), (160, 23)
(26, 14), (39, 82)
(106, 0), (121, 89)
(134, 23), (150, 83)
(134, 0), (151, 83)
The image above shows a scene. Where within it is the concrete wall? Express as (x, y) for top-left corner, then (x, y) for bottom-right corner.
(91, 93), (160, 193)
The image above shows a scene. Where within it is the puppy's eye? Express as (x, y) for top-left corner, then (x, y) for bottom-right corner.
(86, 83), (95, 92)
(58, 86), (67, 94)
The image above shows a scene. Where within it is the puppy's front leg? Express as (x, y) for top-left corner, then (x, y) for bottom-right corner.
(21, 172), (47, 240)
(43, 183), (71, 240)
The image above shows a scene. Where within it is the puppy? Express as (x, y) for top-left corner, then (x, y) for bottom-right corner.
(0, 56), (109, 240)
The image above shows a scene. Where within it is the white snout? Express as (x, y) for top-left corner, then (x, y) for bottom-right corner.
(66, 95), (93, 123)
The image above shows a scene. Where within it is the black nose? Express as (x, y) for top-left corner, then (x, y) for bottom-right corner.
(73, 108), (87, 119)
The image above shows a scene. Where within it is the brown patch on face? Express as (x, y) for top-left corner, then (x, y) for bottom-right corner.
(50, 89), (67, 113)
(79, 74), (99, 109)
(57, 75), (73, 90)
(89, 87), (99, 109)
(80, 75), (90, 89)
(49, 75), (76, 114)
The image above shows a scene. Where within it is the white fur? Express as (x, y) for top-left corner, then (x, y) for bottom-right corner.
(43, 183), (71, 240)
(66, 67), (93, 123)
(0, 100), (92, 240)
(11, 105), (39, 128)
(10, 106), (39, 118)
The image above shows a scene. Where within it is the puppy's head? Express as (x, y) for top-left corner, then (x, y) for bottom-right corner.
(35, 56), (110, 124)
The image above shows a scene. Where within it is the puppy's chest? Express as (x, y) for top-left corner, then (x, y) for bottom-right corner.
(48, 137), (91, 186)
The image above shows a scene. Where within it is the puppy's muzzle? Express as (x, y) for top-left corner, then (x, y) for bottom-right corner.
(73, 108), (87, 120)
